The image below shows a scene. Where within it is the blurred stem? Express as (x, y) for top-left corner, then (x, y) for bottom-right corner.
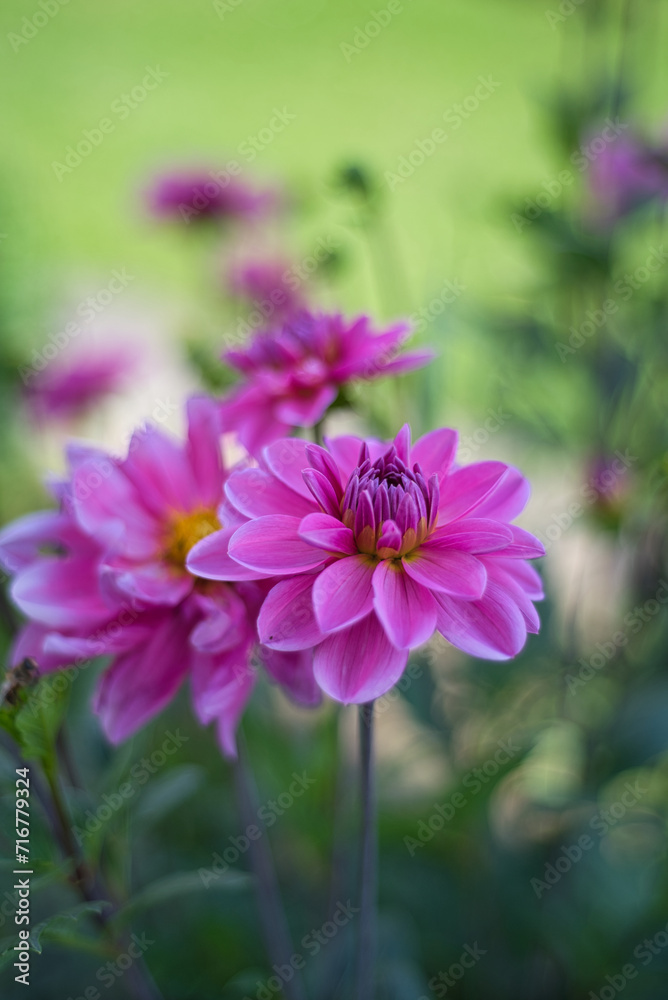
(355, 701), (377, 1000)
(232, 739), (307, 1000)
(41, 751), (163, 1000)
(313, 418), (325, 447)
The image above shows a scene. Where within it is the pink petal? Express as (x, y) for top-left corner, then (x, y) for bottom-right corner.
(372, 560), (437, 648)
(497, 525), (545, 559)
(72, 458), (158, 560)
(190, 647), (255, 758)
(430, 518), (513, 553)
(0, 511), (79, 573)
(313, 613), (408, 703)
(111, 562), (194, 607)
(438, 462), (509, 522)
(123, 425), (198, 518)
(229, 516), (328, 574)
(275, 384), (337, 426)
(474, 467), (531, 521)
(11, 557), (111, 630)
(493, 557), (544, 599)
(299, 513), (356, 555)
(434, 582), (528, 660)
(225, 468), (314, 519)
(323, 435), (367, 481)
(313, 555), (375, 632)
(261, 647), (321, 706)
(263, 438), (313, 499)
(186, 395), (225, 507)
(258, 575), (325, 651)
(403, 546), (486, 598)
(93, 612), (192, 743)
(411, 428), (458, 479)
(187, 527), (269, 581)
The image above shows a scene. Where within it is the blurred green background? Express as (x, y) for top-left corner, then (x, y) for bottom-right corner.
(2, 1), (668, 998)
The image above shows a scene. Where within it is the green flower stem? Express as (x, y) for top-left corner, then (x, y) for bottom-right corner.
(232, 739), (307, 1000)
(355, 700), (377, 1000)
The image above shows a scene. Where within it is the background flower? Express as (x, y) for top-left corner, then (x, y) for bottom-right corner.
(218, 312), (432, 454)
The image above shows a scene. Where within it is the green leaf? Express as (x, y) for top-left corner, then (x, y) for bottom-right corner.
(112, 869), (250, 925)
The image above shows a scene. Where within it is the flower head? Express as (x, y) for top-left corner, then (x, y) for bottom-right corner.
(24, 348), (137, 421)
(586, 129), (668, 228)
(0, 397), (318, 755)
(226, 257), (306, 322)
(187, 425), (545, 704)
(147, 169), (278, 225)
(219, 312), (432, 455)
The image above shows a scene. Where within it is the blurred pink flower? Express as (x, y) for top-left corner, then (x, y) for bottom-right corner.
(0, 397), (318, 755)
(187, 425), (545, 704)
(586, 130), (668, 227)
(24, 348), (137, 421)
(226, 257), (306, 322)
(147, 169), (278, 225)
(219, 312), (432, 455)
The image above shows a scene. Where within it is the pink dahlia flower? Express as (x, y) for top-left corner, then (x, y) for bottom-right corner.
(147, 170), (278, 225)
(0, 397), (318, 755)
(219, 312), (432, 455)
(186, 426), (545, 704)
(24, 348), (137, 421)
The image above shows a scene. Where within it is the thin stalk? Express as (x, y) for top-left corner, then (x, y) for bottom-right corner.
(42, 757), (163, 1000)
(232, 740), (307, 1000)
(355, 701), (377, 1000)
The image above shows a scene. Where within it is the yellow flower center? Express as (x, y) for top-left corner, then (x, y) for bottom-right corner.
(162, 507), (221, 571)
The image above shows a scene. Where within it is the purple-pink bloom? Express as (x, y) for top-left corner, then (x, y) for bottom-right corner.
(219, 312), (432, 455)
(586, 130), (668, 227)
(147, 169), (278, 225)
(24, 348), (137, 421)
(187, 425), (545, 704)
(226, 257), (306, 322)
(0, 397), (318, 756)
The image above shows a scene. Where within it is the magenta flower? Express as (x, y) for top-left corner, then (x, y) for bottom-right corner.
(586, 130), (668, 227)
(24, 348), (137, 421)
(147, 169), (278, 225)
(226, 257), (306, 322)
(0, 397), (317, 755)
(219, 312), (432, 455)
(187, 426), (545, 704)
